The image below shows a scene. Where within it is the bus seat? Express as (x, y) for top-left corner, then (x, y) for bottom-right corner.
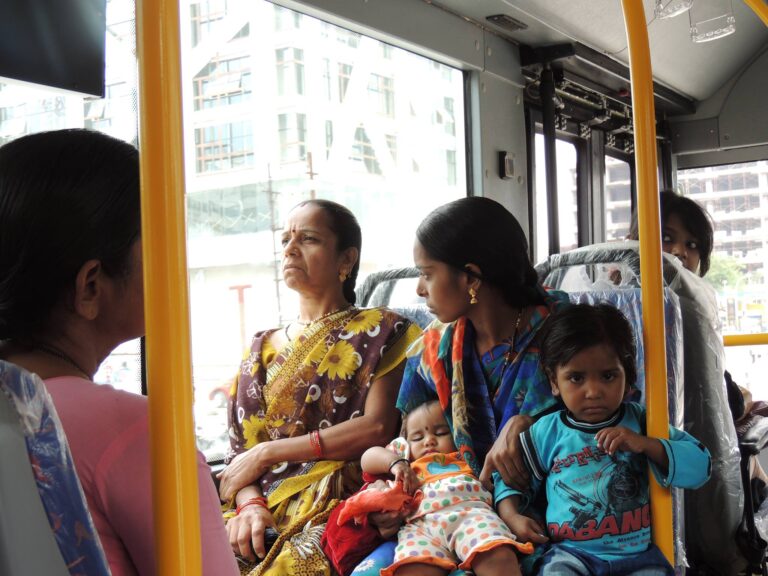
(358, 267), (435, 329)
(536, 241), (744, 575)
(0, 360), (110, 576)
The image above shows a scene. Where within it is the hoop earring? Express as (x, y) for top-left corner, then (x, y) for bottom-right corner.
(339, 272), (347, 282)
(469, 287), (478, 305)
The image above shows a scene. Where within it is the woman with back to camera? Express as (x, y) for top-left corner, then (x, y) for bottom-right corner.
(0, 129), (237, 575)
(216, 199), (421, 575)
(354, 196), (570, 575)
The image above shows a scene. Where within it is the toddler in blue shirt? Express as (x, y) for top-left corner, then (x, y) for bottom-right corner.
(495, 304), (711, 575)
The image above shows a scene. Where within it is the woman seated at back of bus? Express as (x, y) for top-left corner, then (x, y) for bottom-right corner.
(629, 189), (767, 480)
(353, 197), (570, 576)
(215, 199), (421, 575)
(0, 129), (238, 576)
(628, 189), (713, 278)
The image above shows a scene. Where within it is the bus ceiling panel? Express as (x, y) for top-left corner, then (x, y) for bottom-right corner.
(432, 0), (768, 105)
(718, 47), (768, 150)
(671, 48), (768, 156)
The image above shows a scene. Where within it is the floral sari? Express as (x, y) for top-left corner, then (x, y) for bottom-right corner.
(227, 307), (420, 576)
(397, 287), (570, 476)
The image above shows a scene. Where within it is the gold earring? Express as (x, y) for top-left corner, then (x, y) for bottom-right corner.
(339, 272), (347, 282)
(469, 287), (478, 305)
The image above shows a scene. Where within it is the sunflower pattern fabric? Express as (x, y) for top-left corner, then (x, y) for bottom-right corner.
(227, 307), (420, 576)
(397, 287), (570, 477)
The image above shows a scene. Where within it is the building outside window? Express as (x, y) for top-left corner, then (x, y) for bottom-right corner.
(678, 161), (768, 399)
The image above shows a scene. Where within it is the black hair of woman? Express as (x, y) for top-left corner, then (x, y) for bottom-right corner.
(415, 196), (544, 308)
(539, 303), (637, 390)
(295, 198), (362, 304)
(0, 129), (140, 341)
(628, 189), (714, 277)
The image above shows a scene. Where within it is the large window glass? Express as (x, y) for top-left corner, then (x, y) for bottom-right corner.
(534, 133), (578, 261)
(183, 2), (467, 460)
(0, 0), (467, 460)
(0, 0), (142, 395)
(678, 161), (768, 400)
(604, 156), (632, 241)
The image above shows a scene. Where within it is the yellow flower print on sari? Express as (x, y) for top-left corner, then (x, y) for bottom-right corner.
(304, 340), (327, 366)
(242, 414), (270, 449)
(343, 309), (382, 335)
(317, 340), (362, 380)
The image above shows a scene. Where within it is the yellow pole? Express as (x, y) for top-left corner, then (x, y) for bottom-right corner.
(724, 333), (768, 347)
(744, 0), (768, 26)
(135, 1), (202, 574)
(620, 0), (674, 565)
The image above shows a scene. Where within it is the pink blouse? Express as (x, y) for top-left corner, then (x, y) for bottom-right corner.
(45, 376), (237, 576)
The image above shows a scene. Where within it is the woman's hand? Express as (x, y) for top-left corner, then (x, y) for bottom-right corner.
(218, 443), (274, 502)
(368, 509), (407, 539)
(366, 480), (408, 538)
(479, 414), (533, 491)
(391, 461), (420, 495)
(226, 505), (276, 562)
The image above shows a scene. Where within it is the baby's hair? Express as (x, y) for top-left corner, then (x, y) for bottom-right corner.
(401, 399), (441, 439)
(539, 304), (637, 388)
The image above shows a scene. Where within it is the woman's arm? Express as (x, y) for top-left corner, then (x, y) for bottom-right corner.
(218, 363), (405, 501)
(478, 414), (533, 490)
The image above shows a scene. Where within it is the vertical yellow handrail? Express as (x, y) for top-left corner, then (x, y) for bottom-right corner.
(136, 0), (202, 574)
(745, 0), (768, 26)
(620, 0), (674, 565)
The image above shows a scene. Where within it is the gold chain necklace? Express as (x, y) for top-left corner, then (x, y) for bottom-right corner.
(34, 342), (92, 379)
(502, 308), (524, 366)
(284, 304), (354, 339)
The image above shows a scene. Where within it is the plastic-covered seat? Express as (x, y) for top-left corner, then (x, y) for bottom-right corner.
(536, 240), (744, 575)
(0, 360), (110, 576)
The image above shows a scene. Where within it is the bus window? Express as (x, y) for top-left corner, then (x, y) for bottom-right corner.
(0, 0), (142, 393)
(678, 161), (768, 400)
(604, 155), (632, 241)
(533, 133), (578, 260)
(183, 1), (467, 460)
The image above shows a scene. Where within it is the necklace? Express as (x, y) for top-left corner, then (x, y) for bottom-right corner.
(502, 308), (524, 366)
(284, 304), (354, 339)
(34, 342), (92, 379)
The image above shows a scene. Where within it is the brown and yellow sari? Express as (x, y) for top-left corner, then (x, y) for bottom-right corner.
(226, 307), (420, 576)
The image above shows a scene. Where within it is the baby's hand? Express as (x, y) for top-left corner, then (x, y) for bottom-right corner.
(391, 461), (420, 495)
(595, 426), (648, 456)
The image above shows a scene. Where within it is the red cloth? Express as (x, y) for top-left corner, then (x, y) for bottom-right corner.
(321, 499), (384, 576)
(337, 481), (422, 526)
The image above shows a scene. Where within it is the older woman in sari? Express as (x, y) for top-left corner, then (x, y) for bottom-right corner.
(217, 199), (421, 576)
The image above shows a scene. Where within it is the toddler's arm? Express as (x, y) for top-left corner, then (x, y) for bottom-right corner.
(496, 495), (549, 544)
(595, 423), (711, 489)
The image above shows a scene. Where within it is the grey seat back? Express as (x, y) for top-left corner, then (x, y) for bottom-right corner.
(0, 360), (111, 576)
(0, 389), (70, 576)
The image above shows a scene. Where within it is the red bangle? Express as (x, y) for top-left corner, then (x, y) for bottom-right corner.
(236, 497), (267, 515)
(310, 429), (324, 459)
